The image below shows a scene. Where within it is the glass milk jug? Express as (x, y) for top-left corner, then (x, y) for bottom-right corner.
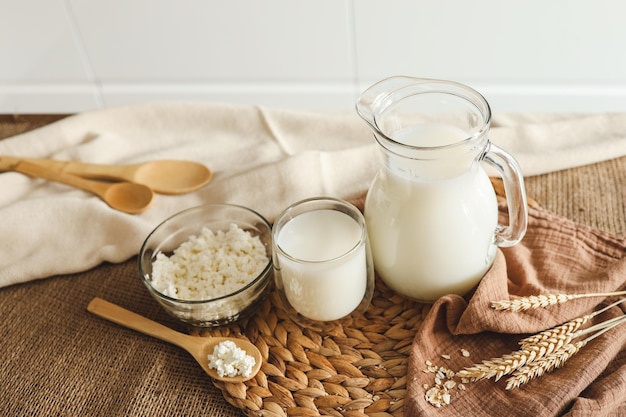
(357, 77), (528, 302)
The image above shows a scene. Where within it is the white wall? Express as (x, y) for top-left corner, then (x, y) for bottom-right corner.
(2, 0), (626, 114)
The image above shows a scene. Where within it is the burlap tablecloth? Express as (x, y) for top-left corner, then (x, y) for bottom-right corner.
(0, 113), (624, 417)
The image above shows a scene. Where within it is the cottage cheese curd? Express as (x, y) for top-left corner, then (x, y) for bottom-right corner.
(207, 340), (256, 378)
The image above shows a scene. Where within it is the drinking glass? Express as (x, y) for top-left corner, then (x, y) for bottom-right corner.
(272, 197), (374, 326)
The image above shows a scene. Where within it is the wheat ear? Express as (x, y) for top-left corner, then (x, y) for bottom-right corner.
(491, 290), (626, 312)
(456, 344), (543, 382)
(517, 315), (589, 349)
(506, 314), (626, 389)
(505, 341), (586, 389)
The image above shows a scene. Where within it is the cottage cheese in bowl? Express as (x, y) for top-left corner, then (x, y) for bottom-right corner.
(139, 204), (273, 328)
(151, 224), (268, 300)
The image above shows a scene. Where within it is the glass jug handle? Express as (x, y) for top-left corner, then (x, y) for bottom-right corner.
(483, 143), (528, 247)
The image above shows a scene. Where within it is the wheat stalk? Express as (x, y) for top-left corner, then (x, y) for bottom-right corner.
(506, 314), (626, 389)
(490, 290), (626, 312)
(458, 298), (626, 386)
(518, 298), (624, 349)
(515, 299), (622, 347)
(457, 313), (594, 382)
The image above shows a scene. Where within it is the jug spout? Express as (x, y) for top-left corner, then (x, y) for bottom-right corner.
(356, 76), (429, 129)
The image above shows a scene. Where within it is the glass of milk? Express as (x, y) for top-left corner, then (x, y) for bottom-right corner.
(357, 76), (528, 303)
(272, 197), (374, 325)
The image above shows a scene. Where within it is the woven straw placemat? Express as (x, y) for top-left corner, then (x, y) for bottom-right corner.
(198, 268), (430, 417)
(0, 115), (624, 417)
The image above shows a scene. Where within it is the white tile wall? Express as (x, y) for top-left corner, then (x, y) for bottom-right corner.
(69, 0), (357, 110)
(355, 0), (626, 83)
(0, 0), (100, 112)
(353, 0), (626, 112)
(2, 0), (626, 113)
(71, 0), (354, 81)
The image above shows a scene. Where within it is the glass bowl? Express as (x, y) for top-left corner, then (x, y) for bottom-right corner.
(139, 203), (273, 328)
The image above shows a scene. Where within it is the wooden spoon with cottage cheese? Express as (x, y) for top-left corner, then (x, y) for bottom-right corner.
(87, 297), (262, 382)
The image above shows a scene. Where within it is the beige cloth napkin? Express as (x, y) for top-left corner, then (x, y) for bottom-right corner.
(406, 207), (626, 416)
(1, 103), (626, 287)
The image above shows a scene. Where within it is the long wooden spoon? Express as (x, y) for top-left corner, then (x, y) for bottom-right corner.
(0, 155), (212, 195)
(3, 159), (154, 214)
(87, 297), (262, 383)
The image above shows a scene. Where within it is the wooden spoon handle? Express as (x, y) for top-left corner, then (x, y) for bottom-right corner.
(11, 160), (109, 196)
(0, 155), (68, 172)
(87, 298), (196, 350)
(32, 157), (137, 180)
(0, 155), (133, 181)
